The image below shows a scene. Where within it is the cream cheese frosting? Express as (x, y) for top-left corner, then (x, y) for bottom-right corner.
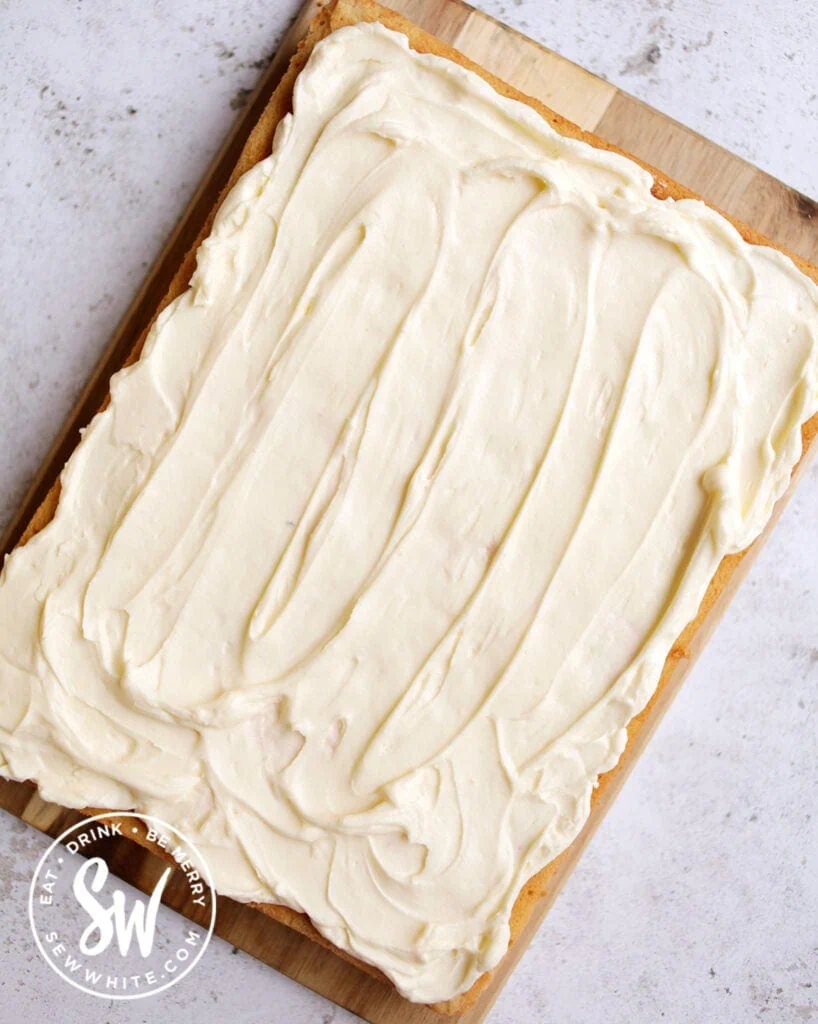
(1, 22), (817, 1004)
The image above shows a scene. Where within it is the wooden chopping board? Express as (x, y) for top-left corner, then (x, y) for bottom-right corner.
(2, 2), (816, 1022)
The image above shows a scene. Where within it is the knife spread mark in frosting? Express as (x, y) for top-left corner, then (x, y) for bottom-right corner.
(1, 24), (817, 1003)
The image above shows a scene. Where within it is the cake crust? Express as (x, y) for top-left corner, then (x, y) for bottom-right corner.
(9, 0), (818, 1015)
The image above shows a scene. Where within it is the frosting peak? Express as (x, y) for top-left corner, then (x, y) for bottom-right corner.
(1, 23), (817, 1004)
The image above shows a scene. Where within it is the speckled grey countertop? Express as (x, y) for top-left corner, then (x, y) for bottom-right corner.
(1, 2), (816, 1022)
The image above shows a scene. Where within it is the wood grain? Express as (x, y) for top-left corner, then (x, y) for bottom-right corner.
(595, 92), (818, 262)
(451, 8), (618, 130)
(2, 1), (817, 1022)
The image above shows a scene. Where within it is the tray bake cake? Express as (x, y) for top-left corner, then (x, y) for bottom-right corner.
(1, 0), (817, 1011)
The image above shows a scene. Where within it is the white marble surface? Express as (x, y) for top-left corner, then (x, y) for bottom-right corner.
(0, 1), (816, 1021)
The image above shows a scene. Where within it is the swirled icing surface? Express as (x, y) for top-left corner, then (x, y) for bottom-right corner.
(1, 23), (817, 1004)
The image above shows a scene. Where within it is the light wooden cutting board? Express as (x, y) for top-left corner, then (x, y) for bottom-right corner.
(2, 2), (816, 1022)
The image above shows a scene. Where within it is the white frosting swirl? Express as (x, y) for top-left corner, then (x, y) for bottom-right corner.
(1, 23), (817, 1003)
